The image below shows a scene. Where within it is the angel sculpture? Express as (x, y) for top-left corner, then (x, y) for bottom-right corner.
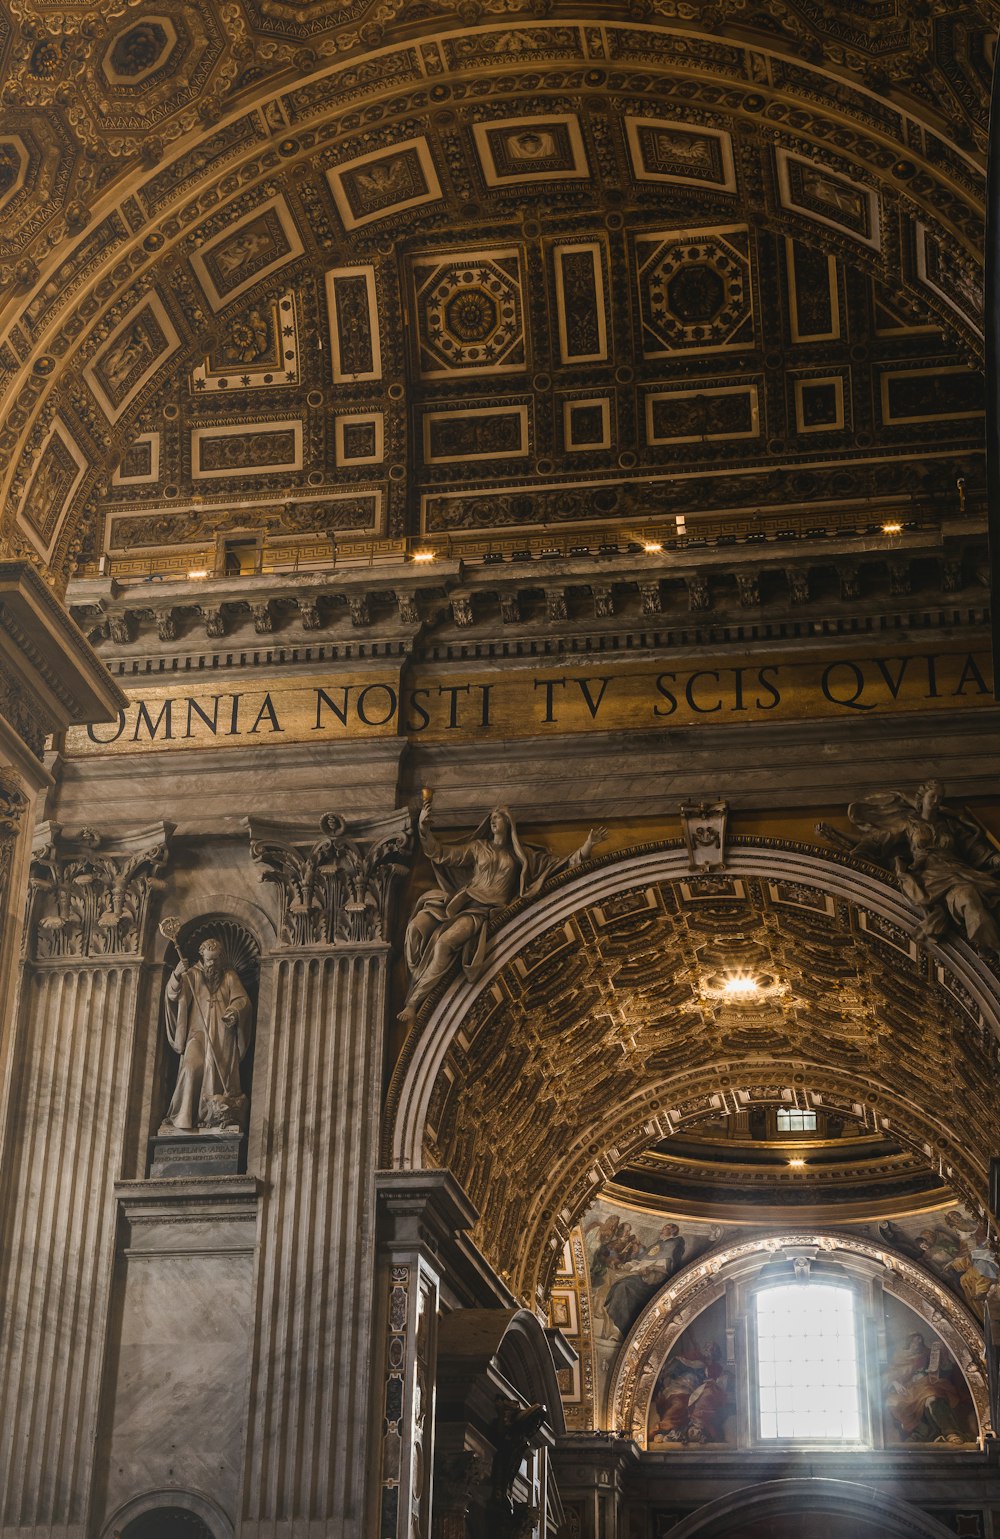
(399, 794), (606, 1022)
(817, 780), (1000, 954)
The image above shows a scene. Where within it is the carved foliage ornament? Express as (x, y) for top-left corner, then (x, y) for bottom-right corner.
(249, 811), (412, 946)
(28, 825), (170, 958)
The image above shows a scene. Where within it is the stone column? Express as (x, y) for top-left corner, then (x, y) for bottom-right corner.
(241, 810), (412, 1539)
(372, 1171), (477, 1539)
(0, 821), (171, 1536)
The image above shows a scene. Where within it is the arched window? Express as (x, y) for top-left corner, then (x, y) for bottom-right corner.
(753, 1280), (864, 1443)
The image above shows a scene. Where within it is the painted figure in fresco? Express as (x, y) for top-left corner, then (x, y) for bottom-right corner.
(603, 1225), (687, 1338)
(586, 1214), (644, 1287)
(883, 1332), (967, 1444)
(878, 1215), (999, 1311)
(159, 938), (253, 1134)
(649, 1337), (733, 1446)
(818, 780), (1000, 953)
(399, 793), (605, 1021)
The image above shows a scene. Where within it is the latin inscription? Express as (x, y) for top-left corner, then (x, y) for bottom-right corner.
(66, 647), (997, 758)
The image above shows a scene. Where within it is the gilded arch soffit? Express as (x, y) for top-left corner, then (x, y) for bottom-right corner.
(0, 19), (989, 583)
(607, 1229), (991, 1444)
(385, 840), (1000, 1305)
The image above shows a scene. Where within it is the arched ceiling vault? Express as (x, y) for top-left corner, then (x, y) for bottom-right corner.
(0, 11), (989, 588)
(386, 841), (1000, 1306)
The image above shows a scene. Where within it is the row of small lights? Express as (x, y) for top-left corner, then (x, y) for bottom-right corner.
(181, 521), (906, 579)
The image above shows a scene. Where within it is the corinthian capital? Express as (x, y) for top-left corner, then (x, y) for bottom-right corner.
(28, 822), (173, 960)
(247, 808), (412, 947)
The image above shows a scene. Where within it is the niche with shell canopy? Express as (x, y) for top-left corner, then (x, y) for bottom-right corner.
(150, 915), (261, 1177)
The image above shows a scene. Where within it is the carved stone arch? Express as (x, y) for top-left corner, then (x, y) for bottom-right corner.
(99, 1488), (233, 1539)
(607, 1230), (990, 1444)
(663, 1477), (963, 1539)
(386, 840), (1000, 1304)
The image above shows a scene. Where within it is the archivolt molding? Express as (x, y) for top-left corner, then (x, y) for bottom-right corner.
(386, 840), (1000, 1304)
(607, 1230), (990, 1445)
(0, 20), (988, 582)
(664, 1478), (964, 1539)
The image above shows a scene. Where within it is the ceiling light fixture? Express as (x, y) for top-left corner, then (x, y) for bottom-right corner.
(187, 569), (209, 579)
(411, 550), (435, 563)
(881, 520), (903, 535)
(787, 1157), (807, 1169)
(723, 974), (758, 996)
(643, 541), (663, 554)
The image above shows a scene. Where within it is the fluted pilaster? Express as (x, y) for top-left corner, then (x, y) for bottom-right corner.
(0, 823), (170, 1538)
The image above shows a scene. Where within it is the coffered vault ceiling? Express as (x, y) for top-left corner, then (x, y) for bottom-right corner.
(0, 2), (990, 586)
(395, 852), (1000, 1304)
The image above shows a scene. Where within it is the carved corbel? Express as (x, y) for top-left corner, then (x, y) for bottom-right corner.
(837, 561), (860, 600)
(888, 558), (911, 596)
(251, 601), (274, 635)
(397, 591), (421, 625)
(201, 604), (227, 639)
(686, 574), (710, 611)
(349, 594), (372, 628)
(155, 608), (179, 642)
(108, 613), (133, 645)
(500, 592), (521, 625)
(27, 822), (173, 959)
(787, 567), (810, 604)
(451, 596), (474, 629)
(298, 597), (322, 630)
(640, 581), (662, 615)
(735, 571), (760, 607)
(592, 584), (614, 618)
(545, 589), (568, 622)
(247, 809), (413, 946)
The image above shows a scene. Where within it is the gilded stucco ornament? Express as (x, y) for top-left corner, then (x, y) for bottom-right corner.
(819, 781), (1000, 955)
(399, 792), (605, 1022)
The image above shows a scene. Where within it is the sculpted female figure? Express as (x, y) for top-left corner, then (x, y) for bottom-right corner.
(399, 795), (605, 1022)
(819, 779), (1000, 954)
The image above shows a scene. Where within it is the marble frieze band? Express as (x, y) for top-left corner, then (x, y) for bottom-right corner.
(63, 641), (996, 756)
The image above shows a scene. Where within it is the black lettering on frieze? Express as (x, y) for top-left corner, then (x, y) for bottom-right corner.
(821, 661), (875, 711)
(87, 710), (127, 744)
(314, 686), (351, 728)
(406, 688), (431, 732)
(133, 699), (173, 741)
(654, 673), (678, 716)
(685, 670), (722, 714)
(873, 656), (911, 699)
(437, 683), (470, 729)
(228, 694), (243, 735)
(477, 684), (493, 728)
(534, 678), (567, 723)
(755, 665), (781, 710)
(953, 653), (990, 697)
(185, 696), (220, 737)
(356, 684), (398, 727)
(572, 676), (612, 719)
(248, 693), (283, 734)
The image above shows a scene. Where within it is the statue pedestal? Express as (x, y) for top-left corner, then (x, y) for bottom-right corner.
(149, 1131), (243, 1179)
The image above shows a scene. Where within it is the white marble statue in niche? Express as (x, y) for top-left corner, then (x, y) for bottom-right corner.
(399, 791), (605, 1022)
(159, 935), (253, 1135)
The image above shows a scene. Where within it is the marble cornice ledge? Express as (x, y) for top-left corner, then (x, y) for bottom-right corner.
(115, 1174), (263, 1211)
(0, 560), (126, 788)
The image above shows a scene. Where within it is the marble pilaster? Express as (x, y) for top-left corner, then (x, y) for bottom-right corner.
(0, 821), (170, 1537)
(239, 810), (411, 1539)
